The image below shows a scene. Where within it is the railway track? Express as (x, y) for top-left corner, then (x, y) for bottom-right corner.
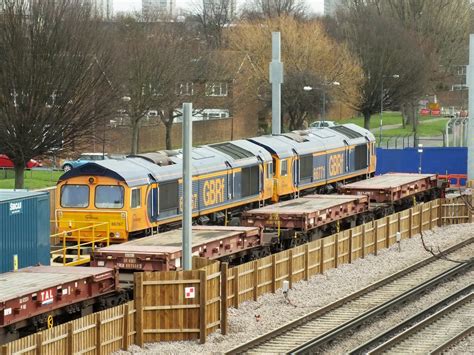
(351, 284), (473, 354)
(225, 238), (473, 355)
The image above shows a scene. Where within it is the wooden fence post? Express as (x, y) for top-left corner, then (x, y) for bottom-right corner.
(304, 244), (309, 281)
(437, 199), (443, 227)
(348, 230), (353, 263)
(429, 202), (434, 230)
(409, 209), (413, 238)
(288, 249), (293, 289)
(122, 303), (129, 350)
(271, 255), (277, 293)
(96, 312), (102, 355)
(67, 323), (74, 355)
(419, 205), (423, 234)
(253, 260), (258, 301)
(385, 216), (390, 248)
(374, 221), (378, 256)
(361, 225), (366, 259)
(319, 239), (324, 274)
(199, 269), (207, 344)
(1, 345), (7, 355)
(334, 234), (339, 268)
(233, 267), (239, 308)
(36, 332), (43, 355)
(220, 263), (228, 335)
(134, 272), (144, 347)
(397, 213), (402, 236)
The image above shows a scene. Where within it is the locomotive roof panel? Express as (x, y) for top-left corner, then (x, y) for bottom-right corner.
(0, 266), (114, 302)
(244, 194), (367, 215)
(58, 159), (157, 187)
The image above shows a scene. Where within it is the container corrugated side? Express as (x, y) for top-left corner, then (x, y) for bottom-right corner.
(0, 191), (50, 273)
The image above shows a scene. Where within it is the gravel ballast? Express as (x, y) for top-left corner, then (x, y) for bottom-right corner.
(123, 223), (474, 354)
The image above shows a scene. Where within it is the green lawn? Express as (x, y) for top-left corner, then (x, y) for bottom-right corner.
(381, 118), (448, 137)
(0, 169), (62, 189)
(338, 112), (440, 130)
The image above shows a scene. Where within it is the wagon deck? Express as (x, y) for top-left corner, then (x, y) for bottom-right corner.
(92, 226), (262, 272)
(0, 266), (116, 327)
(242, 194), (369, 232)
(339, 173), (438, 203)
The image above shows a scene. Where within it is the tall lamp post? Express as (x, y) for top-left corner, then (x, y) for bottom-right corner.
(379, 74), (400, 144)
(304, 81), (340, 122)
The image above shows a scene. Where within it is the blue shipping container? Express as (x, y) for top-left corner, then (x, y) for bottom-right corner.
(0, 190), (50, 273)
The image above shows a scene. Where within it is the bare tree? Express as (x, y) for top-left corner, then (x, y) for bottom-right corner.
(114, 19), (225, 151)
(241, 0), (308, 20)
(0, 0), (116, 188)
(229, 16), (363, 131)
(336, 0), (471, 130)
(193, 0), (235, 49)
(329, 5), (430, 129)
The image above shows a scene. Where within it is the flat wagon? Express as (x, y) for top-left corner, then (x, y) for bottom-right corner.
(0, 266), (125, 344)
(91, 226), (263, 281)
(242, 194), (369, 248)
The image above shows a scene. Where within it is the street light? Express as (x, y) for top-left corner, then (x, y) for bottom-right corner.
(379, 74), (400, 144)
(304, 81), (340, 122)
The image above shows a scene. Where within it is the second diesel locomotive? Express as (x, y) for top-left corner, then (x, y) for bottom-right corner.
(55, 124), (376, 242)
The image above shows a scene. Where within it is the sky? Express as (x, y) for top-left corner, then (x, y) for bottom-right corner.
(114, 0), (324, 14)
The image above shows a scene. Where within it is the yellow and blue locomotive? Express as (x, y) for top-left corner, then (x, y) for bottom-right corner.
(55, 124), (376, 242)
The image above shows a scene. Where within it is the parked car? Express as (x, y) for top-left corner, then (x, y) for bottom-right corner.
(309, 120), (337, 128)
(62, 153), (110, 172)
(0, 154), (42, 169)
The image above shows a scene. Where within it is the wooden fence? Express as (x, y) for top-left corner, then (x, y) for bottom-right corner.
(1, 301), (135, 355)
(134, 257), (222, 346)
(224, 198), (471, 308)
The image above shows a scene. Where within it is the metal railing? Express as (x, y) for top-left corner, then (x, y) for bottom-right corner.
(50, 221), (110, 266)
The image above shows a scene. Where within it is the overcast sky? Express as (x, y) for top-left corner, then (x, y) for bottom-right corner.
(114, 0), (324, 14)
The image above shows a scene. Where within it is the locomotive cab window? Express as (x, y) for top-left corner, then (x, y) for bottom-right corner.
(280, 159), (288, 176)
(266, 162), (272, 179)
(61, 185), (89, 208)
(131, 188), (141, 208)
(95, 185), (124, 209)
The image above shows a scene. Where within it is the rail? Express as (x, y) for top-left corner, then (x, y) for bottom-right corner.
(350, 284), (473, 354)
(225, 237), (473, 354)
(50, 221), (110, 266)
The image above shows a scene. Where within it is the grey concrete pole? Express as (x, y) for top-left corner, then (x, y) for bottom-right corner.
(469, 35), (474, 184)
(270, 32), (284, 135)
(182, 103), (192, 270)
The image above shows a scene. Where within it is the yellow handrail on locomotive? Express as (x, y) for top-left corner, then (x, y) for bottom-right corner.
(51, 221), (110, 266)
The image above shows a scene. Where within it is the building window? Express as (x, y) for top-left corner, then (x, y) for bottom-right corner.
(205, 82), (228, 96)
(131, 188), (141, 208)
(176, 82), (194, 96)
(451, 84), (468, 91)
(456, 66), (466, 76)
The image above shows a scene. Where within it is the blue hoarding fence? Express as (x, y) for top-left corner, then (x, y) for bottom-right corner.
(376, 147), (467, 175)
